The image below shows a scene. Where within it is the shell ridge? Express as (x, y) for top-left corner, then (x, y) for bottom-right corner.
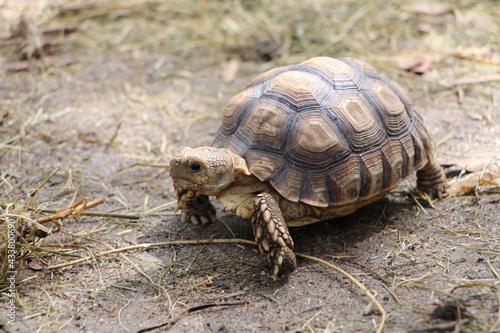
(380, 150), (392, 190)
(399, 139), (410, 179)
(375, 76), (413, 119)
(292, 66), (336, 89)
(246, 65), (292, 89)
(260, 92), (299, 112)
(359, 89), (392, 135)
(358, 154), (371, 198)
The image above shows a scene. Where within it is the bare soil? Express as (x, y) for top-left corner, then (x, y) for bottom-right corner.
(1, 1), (499, 332)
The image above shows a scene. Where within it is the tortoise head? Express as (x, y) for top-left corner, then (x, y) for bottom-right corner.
(169, 147), (251, 196)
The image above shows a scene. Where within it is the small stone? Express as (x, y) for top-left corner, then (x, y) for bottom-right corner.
(363, 303), (381, 316)
(206, 321), (224, 332)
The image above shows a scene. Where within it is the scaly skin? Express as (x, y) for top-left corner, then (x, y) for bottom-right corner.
(252, 193), (296, 279)
(416, 159), (447, 199)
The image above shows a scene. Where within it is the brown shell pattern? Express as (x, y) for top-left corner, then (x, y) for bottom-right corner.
(212, 57), (432, 207)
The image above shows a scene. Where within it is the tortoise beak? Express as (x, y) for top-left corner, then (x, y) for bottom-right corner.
(171, 177), (194, 188)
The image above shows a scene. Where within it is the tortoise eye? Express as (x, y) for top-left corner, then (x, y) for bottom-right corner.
(189, 163), (202, 172)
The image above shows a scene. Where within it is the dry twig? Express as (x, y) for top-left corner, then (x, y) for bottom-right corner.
(296, 253), (386, 333)
(35, 197), (105, 225)
(137, 301), (248, 332)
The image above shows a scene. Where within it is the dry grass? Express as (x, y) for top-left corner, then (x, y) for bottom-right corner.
(0, 169), (106, 286)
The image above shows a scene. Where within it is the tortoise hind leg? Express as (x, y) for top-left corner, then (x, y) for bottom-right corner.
(252, 193), (296, 280)
(416, 158), (447, 199)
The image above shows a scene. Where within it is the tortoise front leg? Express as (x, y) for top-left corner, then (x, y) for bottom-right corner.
(175, 186), (217, 225)
(252, 193), (296, 280)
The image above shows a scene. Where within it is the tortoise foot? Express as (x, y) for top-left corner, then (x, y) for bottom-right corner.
(417, 161), (448, 199)
(252, 193), (296, 279)
(270, 246), (296, 280)
(176, 188), (217, 225)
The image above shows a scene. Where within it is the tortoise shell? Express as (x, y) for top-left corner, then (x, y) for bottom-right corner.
(212, 57), (432, 208)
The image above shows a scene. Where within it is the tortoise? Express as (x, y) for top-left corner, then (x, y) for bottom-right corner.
(169, 57), (446, 279)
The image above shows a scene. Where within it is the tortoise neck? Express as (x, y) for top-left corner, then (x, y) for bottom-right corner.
(223, 149), (250, 175)
(222, 149), (263, 187)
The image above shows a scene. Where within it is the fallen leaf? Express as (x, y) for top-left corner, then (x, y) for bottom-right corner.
(27, 258), (44, 271)
(467, 112), (483, 121)
(4, 54), (76, 72)
(440, 158), (498, 173)
(446, 174), (499, 197)
(441, 158), (500, 197)
(454, 46), (500, 65)
(414, 23), (431, 33)
(398, 53), (431, 74)
(238, 38), (282, 61)
(405, 2), (453, 15)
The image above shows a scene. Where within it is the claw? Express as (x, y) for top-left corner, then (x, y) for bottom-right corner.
(273, 264), (280, 279)
(190, 215), (200, 225)
(176, 190), (217, 226)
